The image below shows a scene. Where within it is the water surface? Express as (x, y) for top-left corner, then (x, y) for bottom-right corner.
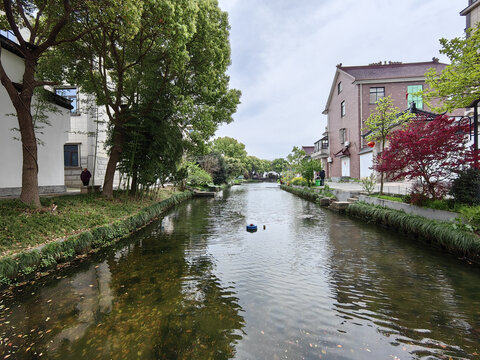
(1, 183), (479, 359)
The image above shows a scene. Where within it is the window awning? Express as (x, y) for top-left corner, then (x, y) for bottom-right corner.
(334, 147), (350, 157)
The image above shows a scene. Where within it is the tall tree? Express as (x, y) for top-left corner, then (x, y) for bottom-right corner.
(48, 0), (240, 198)
(363, 96), (411, 194)
(0, 0), (92, 207)
(211, 136), (247, 159)
(271, 158), (288, 174)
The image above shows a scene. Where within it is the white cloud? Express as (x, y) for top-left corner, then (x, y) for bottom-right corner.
(217, 0), (465, 160)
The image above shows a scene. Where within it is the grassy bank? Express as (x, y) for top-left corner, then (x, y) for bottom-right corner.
(0, 190), (193, 287)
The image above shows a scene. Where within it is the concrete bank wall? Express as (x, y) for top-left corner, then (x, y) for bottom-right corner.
(358, 195), (460, 222)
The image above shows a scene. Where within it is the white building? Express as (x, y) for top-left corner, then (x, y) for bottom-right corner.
(56, 87), (119, 188)
(0, 33), (72, 196)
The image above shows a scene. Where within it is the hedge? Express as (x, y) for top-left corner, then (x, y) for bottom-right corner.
(0, 191), (193, 288)
(347, 202), (480, 262)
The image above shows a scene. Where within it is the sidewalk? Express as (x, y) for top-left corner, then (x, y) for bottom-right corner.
(326, 180), (414, 196)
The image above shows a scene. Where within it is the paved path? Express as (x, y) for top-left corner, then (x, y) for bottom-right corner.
(326, 181), (414, 196)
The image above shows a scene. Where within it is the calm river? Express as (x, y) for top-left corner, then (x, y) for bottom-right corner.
(1, 183), (480, 359)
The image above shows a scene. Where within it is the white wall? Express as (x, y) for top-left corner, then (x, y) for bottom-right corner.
(0, 46), (70, 194)
(360, 152), (373, 178)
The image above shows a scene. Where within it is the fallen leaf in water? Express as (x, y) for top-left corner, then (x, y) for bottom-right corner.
(337, 345), (342, 348)
(260, 330), (264, 334)
(45, 317), (50, 322)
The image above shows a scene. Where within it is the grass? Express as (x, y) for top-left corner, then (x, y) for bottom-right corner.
(372, 194), (404, 202)
(0, 190), (193, 287)
(0, 188), (178, 257)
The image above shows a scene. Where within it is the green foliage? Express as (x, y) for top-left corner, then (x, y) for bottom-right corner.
(458, 206), (480, 230)
(271, 158), (288, 174)
(424, 24), (480, 112)
(187, 162), (213, 187)
(299, 158), (322, 186)
(347, 202), (480, 260)
(286, 146), (306, 173)
(450, 168), (480, 205)
(291, 177), (308, 186)
(361, 174), (377, 195)
(211, 137), (247, 159)
(0, 191), (193, 287)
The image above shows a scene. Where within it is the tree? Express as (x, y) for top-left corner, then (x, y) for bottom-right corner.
(271, 158), (288, 174)
(364, 96), (412, 194)
(211, 136), (247, 159)
(373, 115), (470, 199)
(47, 0), (240, 198)
(0, 0), (93, 207)
(286, 146), (306, 173)
(299, 158), (322, 187)
(424, 24), (480, 112)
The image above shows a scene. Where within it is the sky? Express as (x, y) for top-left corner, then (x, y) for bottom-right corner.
(215, 0), (466, 160)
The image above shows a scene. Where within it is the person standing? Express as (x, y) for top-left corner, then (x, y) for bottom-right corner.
(80, 168), (92, 186)
(319, 169), (325, 186)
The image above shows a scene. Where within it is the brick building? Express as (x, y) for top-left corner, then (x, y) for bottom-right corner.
(322, 59), (462, 180)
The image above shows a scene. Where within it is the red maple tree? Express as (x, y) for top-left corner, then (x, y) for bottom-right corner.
(373, 115), (472, 199)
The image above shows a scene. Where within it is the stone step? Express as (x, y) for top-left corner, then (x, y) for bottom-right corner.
(329, 201), (350, 213)
(347, 197), (359, 203)
(317, 198), (332, 206)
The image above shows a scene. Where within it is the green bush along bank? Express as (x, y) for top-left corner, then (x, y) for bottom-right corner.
(0, 191), (193, 288)
(280, 184), (334, 202)
(347, 202), (480, 262)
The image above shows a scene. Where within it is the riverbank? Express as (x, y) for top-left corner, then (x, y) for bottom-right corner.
(0, 189), (193, 288)
(281, 184), (480, 263)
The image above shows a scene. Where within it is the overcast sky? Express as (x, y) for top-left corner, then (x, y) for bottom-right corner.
(215, 0), (466, 160)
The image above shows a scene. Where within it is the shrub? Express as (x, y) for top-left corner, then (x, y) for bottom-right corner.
(450, 168), (480, 205)
(361, 174), (376, 195)
(291, 177), (308, 187)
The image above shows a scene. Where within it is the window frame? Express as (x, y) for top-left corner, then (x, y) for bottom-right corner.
(341, 100), (346, 117)
(55, 87), (79, 115)
(339, 128), (346, 144)
(338, 82), (342, 94)
(369, 87), (385, 104)
(407, 85), (423, 110)
(64, 144), (80, 167)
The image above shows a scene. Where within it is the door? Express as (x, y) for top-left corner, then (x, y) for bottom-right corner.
(341, 157), (350, 177)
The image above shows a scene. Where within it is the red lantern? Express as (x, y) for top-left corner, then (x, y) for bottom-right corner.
(367, 141), (375, 148)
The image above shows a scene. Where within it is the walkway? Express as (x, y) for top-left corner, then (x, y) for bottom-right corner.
(326, 180), (414, 196)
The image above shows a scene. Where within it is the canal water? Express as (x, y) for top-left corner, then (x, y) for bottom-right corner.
(1, 183), (480, 359)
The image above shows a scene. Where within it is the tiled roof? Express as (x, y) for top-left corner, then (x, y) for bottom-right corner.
(302, 146), (314, 156)
(339, 60), (447, 81)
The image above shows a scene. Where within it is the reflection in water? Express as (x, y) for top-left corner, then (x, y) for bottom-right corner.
(1, 183), (479, 359)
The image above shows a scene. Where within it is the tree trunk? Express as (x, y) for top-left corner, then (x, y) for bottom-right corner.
(17, 102), (41, 207)
(129, 171), (138, 196)
(102, 126), (123, 198)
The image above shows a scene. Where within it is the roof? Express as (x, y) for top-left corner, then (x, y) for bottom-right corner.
(460, 0), (480, 16)
(323, 59), (447, 114)
(340, 60), (447, 82)
(302, 146), (314, 156)
(1, 34), (72, 111)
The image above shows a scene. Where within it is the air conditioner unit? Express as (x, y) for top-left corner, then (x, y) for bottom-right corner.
(344, 141), (350, 147)
(327, 157), (333, 163)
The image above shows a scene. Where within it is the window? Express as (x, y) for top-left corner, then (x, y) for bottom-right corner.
(407, 85), (423, 109)
(341, 101), (346, 117)
(339, 128), (346, 144)
(338, 82), (342, 94)
(369, 87), (385, 104)
(64, 144), (79, 167)
(55, 88), (78, 114)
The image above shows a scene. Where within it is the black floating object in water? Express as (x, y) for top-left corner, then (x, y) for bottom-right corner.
(263, 225), (266, 230)
(246, 224), (257, 232)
